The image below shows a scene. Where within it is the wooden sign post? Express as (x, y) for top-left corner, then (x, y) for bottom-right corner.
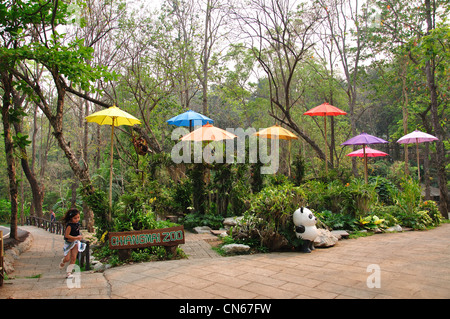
(109, 226), (185, 260)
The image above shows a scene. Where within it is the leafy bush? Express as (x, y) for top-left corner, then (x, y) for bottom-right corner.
(291, 155), (306, 186)
(180, 212), (224, 230)
(315, 210), (358, 231)
(354, 214), (387, 231)
(0, 199), (11, 223)
(370, 176), (398, 205)
(303, 179), (378, 217)
(418, 200), (442, 226)
(232, 183), (307, 251)
(395, 210), (434, 230)
(248, 183), (306, 233)
(370, 205), (401, 227)
(389, 177), (421, 214)
(172, 178), (192, 214)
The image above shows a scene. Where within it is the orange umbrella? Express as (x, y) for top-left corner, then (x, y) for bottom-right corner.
(254, 125), (298, 176)
(180, 123), (237, 142)
(304, 102), (347, 173)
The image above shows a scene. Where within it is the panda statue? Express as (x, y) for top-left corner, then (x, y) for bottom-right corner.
(293, 207), (318, 253)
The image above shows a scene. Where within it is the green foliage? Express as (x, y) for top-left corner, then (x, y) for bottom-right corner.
(0, 198), (11, 223)
(315, 210), (358, 231)
(250, 161), (264, 193)
(291, 155), (306, 186)
(395, 210), (434, 230)
(172, 178), (193, 214)
(391, 177), (422, 215)
(180, 212), (224, 230)
(247, 183), (306, 233)
(418, 200), (442, 227)
(354, 215), (387, 231)
(304, 178), (378, 217)
(231, 183), (307, 250)
(370, 205), (401, 227)
(369, 176), (398, 205)
(81, 186), (109, 237)
(188, 164), (207, 215)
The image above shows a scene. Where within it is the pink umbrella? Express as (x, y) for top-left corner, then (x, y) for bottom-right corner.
(346, 146), (389, 183)
(397, 130), (438, 181)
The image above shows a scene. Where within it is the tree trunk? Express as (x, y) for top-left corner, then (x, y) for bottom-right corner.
(201, 0), (212, 116)
(83, 95), (95, 232)
(14, 124), (44, 219)
(424, 0), (448, 217)
(1, 71), (18, 239)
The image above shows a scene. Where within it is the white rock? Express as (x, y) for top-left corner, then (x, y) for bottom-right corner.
(222, 244), (250, 254)
(314, 228), (339, 248)
(93, 262), (105, 272)
(193, 226), (212, 234)
(223, 216), (243, 227)
(385, 225), (403, 232)
(331, 230), (349, 239)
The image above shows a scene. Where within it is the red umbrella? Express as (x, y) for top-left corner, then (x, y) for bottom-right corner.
(341, 132), (389, 184)
(304, 103), (347, 173)
(346, 146), (389, 183)
(346, 146), (388, 158)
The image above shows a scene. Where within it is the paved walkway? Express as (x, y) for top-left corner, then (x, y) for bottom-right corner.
(1, 224), (449, 299)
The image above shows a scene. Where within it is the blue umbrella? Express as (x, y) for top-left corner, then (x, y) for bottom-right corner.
(167, 110), (213, 131)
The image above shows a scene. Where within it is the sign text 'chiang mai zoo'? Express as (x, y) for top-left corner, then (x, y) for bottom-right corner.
(109, 226), (185, 250)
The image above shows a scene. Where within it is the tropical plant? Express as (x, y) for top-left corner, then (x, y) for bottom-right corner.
(315, 210), (358, 231)
(232, 183), (307, 251)
(354, 215), (387, 231)
(391, 177), (422, 215)
(396, 210), (434, 230)
(418, 200), (442, 227)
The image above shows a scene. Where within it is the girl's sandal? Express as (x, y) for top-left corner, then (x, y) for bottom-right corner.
(59, 258), (66, 270)
(66, 272), (73, 279)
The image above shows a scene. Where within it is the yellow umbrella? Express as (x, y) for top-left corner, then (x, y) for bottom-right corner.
(86, 105), (141, 219)
(254, 125), (298, 140)
(254, 125), (299, 176)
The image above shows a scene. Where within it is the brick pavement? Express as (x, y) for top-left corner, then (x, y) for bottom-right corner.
(1, 224), (449, 299)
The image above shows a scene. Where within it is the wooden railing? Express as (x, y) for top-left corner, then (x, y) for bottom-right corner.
(25, 216), (90, 271)
(26, 216), (64, 235)
(0, 230), (4, 286)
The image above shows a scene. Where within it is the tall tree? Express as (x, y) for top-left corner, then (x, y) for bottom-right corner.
(1, 0), (114, 232)
(317, 0), (372, 176)
(371, 0), (449, 217)
(233, 0), (326, 161)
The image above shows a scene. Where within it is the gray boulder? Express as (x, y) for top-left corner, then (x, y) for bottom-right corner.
(222, 244), (250, 254)
(193, 226), (213, 234)
(314, 228), (339, 248)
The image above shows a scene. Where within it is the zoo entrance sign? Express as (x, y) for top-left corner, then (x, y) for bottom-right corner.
(109, 226), (185, 249)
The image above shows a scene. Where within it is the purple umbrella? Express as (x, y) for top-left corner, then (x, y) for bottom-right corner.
(341, 132), (389, 146)
(341, 132), (389, 183)
(397, 130), (438, 181)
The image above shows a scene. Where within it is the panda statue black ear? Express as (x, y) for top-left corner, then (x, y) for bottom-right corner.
(301, 207), (304, 213)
